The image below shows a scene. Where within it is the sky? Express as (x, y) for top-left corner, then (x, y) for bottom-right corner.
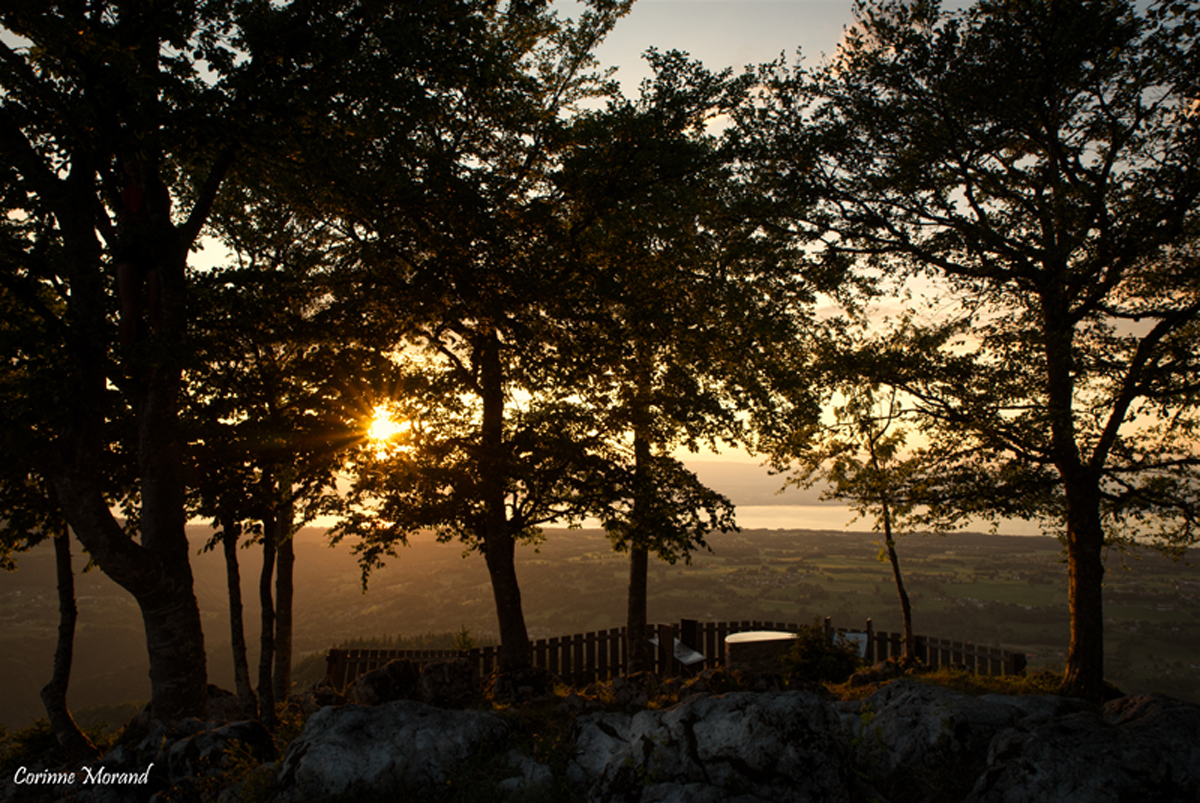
(585, 0), (857, 91)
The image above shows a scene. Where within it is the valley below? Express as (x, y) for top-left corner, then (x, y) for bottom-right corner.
(2, 523), (1197, 732)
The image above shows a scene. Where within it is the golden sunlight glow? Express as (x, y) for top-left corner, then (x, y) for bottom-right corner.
(367, 405), (410, 446)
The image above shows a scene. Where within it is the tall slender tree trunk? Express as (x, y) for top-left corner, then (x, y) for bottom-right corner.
(625, 427), (653, 673)
(40, 528), (99, 763)
(220, 516), (256, 717)
(257, 511), (277, 728)
(879, 497), (914, 663)
(273, 492), (295, 705)
(478, 330), (531, 670)
(624, 348), (656, 674)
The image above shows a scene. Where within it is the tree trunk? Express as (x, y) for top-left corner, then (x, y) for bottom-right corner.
(273, 497), (295, 705)
(49, 168), (208, 724)
(483, 534), (532, 670)
(880, 497), (915, 663)
(220, 516), (256, 717)
(479, 330), (531, 670)
(1043, 299), (1106, 699)
(257, 512), (277, 728)
(626, 545), (651, 673)
(54, 468), (209, 724)
(40, 528), (99, 763)
(1061, 484), (1107, 699)
(135, 228), (210, 723)
(625, 425), (653, 673)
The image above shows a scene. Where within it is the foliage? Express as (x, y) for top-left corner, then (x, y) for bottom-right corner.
(748, 0), (1200, 697)
(781, 619), (864, 684)
(453, 625), (477, 652)
(186, 197), (357, 541)
(564, 51), (820, 555)
(314, 1), (642, 669)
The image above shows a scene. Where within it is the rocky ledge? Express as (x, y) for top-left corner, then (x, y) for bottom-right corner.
(4, 676), (1199, 802)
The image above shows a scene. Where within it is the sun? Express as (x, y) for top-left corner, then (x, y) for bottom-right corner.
(367, 405), (410, 445)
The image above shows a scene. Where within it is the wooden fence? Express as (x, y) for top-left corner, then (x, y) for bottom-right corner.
(325, 617), (1027, 691)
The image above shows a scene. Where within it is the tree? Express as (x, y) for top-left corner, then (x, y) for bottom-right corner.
(775, 384), (935, 663)
(323, 0), (635, 672)
(187, 190), (361, 721)
(1, 206), (116, 755)
(561, 52), (817, 670)
(0, 477), (99, 761)
(752, 0), (1200, 697)
(0, 0), (375, 720)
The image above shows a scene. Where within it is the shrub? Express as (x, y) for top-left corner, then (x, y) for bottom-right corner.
(781, 618), (863, 684)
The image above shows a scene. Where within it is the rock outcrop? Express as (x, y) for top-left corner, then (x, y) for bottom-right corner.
(579, 691), (856, 803)
(5, 679), (1199, 803)
(271, 700), (510, 802)
(964, 693), (1200, 803)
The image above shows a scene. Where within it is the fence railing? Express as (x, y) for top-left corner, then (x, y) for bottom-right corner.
(324, 617), (1027, 691)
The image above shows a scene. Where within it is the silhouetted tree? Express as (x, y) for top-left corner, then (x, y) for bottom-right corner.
(187, 193), (361, 720)
(325, 0), (635, 671)
(0, 0), (303, 720)
(0, 476), (99, 761)
(563, 52), (824, 669)
(750, 0), (1200, 697)
(774, 384), (944, 663)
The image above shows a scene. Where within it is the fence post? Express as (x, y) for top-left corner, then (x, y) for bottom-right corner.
(572, 632), (585, 684)
(680, 619), (699, 652)
(326, 649), (345, 689)
(654, 623), (673, 676)
(702, 622), (717, 671)
(865, 619), (874, 663)
(823, 616), (833, 642)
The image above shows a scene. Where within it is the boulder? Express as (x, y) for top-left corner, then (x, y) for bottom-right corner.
(558, 690), (605, 715)
(965, 693), (1200, 802)
(588, 691), (855, 803)
(345, 658), (421, 706)
(418, 658), (480, 708)
(496, 749), (554, 795)
(845, 678), (1034, 787)
(63, 717), (273, 803)
(567, 712), (632, 785)
(206, 685), (253, 723)
(607, 676), (648, 709)
(272, 700), (509, 802)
